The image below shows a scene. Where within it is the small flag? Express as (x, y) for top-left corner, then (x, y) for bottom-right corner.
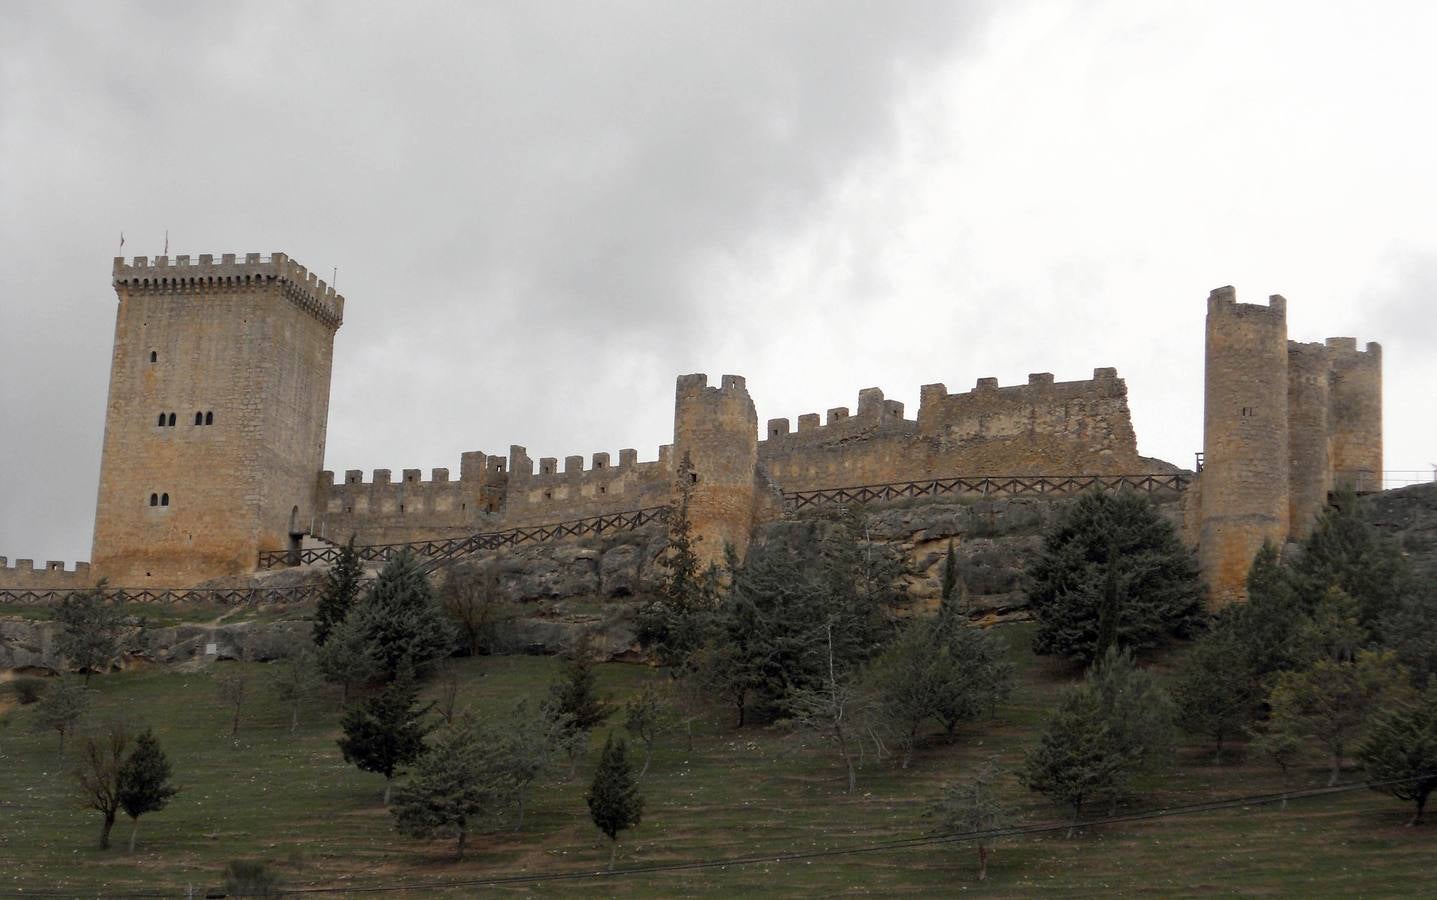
(119, 231), (125, 252)
(163, 229), (168, 255)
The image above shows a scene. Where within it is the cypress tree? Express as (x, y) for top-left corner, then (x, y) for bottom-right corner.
(313, 536), (363, 646)
(337, 666), (431, 804)
(586, 734), (644, 869)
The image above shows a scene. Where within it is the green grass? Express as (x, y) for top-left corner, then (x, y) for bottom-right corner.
(0, 626), (1430, 896)
(0, 599), (311, 628)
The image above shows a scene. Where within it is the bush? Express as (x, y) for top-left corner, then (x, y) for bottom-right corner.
(12, 676), (48, 705)
(222, 860), (281, 897)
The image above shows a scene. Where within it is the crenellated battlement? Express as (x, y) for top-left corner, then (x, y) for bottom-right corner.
(113, 252), (344, 330)
(763, 386), (912, 443)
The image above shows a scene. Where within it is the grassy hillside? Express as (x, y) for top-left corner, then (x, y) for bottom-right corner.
(0, 625), (1430, 896)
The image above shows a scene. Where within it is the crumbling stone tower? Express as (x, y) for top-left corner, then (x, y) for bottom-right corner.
(1196, 286), (1382, 606)
(91, 253), (342, 583)
(672, 374), (759, 566)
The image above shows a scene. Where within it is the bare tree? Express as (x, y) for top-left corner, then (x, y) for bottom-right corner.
(72, 720), (129, 849)
(783, 624), (871, 793)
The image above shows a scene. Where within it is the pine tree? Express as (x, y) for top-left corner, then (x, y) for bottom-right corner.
(1020, 685), (1123, 835)
(1086, 648), (1175, 805)
(1027, 491), (1204, 664)
(390, 713), (500, 858)
(636, 454), (716, 669)
(53, 583), (120, 684)
(337, 666), (431, 804)
(116, 729), (178, 852)
(30, 676), (88, 762)
(548, 644), (615, 732)
(1267, 649), (1411, 785)
(313, 536), (363, 646)
(1289, 489), (1411, 627)
(934, 757), (1013, 881)
(1358, 684), (1437, 825)
(355, 549), (455, 681)
(316, 611), (381, 707)
(1173, 618), (1261, 763)
(587, 734), (644, 869)
(1231, 541), (1304, 681)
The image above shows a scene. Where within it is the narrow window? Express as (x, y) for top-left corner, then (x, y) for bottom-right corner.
(690, 472), (699, 484)
(544, 490), (553, 500)
(345, 506), (352, 513)
(599, 485), (607, 494)
(167, 413), (176, 427)
(195, 411), (204, 426)
(160, 493), (169, 506)
(157, 413), (166, 427)
(399, 504), (405, 513)
(149, 350), (157, 363)
(149, 493), (158, 506)
(205, 411), (213, 425)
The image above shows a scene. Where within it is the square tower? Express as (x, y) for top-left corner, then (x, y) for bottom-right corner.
(91, 253), (343, 584)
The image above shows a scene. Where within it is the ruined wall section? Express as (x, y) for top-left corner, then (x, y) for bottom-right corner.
(93, 254), (340, 583)
(674, 374), (759, 564)
(758, 387), (917, 490)
(1198, 288), (1289, 606)
(1326, 338), (1383, 493)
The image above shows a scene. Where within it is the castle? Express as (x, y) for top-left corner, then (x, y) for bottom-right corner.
(0, 255), (1383, 607)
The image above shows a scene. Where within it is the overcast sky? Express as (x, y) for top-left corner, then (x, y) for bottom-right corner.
(3, 1), (1434, 565)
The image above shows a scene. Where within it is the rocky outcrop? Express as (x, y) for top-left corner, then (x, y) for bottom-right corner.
(0, 617), (309, 675)
(1364, 482), (1437, 582)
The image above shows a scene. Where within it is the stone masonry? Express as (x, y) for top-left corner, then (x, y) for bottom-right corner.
(5, 256), (1382, 608)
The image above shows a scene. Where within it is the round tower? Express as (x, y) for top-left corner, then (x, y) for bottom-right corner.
(672, 373), (759, 567)
(1286, 341), (1332, 541)
(1198, 287), (1289, 606)
(1326, 338), (1383, 493)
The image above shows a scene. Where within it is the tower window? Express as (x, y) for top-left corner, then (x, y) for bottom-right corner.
(195, 411), (204, 426)
(599, 485), (607, 494)
(160, 493), (169, 507)
(399, 504), (405, 513)
(149, 493), (158, 507)
(690, 472), (699, 484)
(157, 413), (166, 427)
(167, 413), (176, 427)
(544, 490), (553, 500)
(149, 351), (157, 363)
(205, 411), (213, 425)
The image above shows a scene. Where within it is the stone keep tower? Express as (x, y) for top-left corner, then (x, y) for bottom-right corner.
(91, 253), (343, 584)
(672, 374), (759, 566)
(1199, 288), (1290, 606)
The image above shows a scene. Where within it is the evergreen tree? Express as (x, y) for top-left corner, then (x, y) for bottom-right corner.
(548, 644), (615, 732)
(116, 729), (178, 852)
(586, 734), (644, 869)
(1020, 685), (1123, 834)
(390, 713), (501, 858)
(939, 540), (963, 620)
(496, 699), (579, 830)
(1289, 489), (1411, 627)
(1086, 647), (1175, 805)
(1381, 588), (1437, 686)
(1248, 721), (1304, 809)
(1358, 684), (1437, 825)
(316, 611), (381, 707)
(869, 619), (948, 768)
(337, 666), (431, 804)
(31, 676), (88, 762)
(1230, 542), (1304, 681)
(313, 536), (363, 646)
(934, 618), (1015, 731)
(1027, 492), (1204, 664)
(636, 454), (717, 669)
(354, 549), (455, 681)
(782, 623), (873, 792)
(934, 757), (1013, 881)
(1173, 617), (1261, 762)
(53, 583), (120, 684)
(1267, 649), (1411, 785)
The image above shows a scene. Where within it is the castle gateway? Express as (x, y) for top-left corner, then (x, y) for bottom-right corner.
(74, 254), (1379, 606)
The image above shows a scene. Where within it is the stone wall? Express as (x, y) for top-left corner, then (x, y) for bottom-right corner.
(0, 558), (92, 592)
